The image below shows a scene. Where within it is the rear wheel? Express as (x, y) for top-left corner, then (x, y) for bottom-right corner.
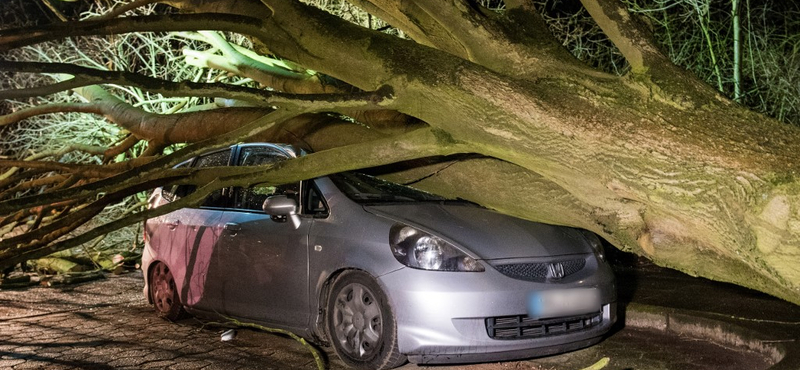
(327, 271), (406, 370)
(149, 262), (186, 321)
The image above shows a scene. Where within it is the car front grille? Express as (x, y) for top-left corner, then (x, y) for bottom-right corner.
(493, 258), (586, 282)
(486, 311), (602, 340)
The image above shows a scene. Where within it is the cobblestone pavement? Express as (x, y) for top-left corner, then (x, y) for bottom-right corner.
(0, 272), (329, 370)
(0, 271), (776, 370)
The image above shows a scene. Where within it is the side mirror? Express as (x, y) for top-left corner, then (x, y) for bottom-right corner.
(262, 195), (301, 229)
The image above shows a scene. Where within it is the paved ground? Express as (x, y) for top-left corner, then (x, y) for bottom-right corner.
(0, 266), (794, 370)
(0, 273), (321, 370)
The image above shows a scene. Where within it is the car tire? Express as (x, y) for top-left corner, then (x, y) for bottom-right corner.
(149, 262), (187, 321)
(326, 271), (406, 370)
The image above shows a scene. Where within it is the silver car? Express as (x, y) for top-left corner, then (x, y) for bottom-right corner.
(142, 143), (617, 369)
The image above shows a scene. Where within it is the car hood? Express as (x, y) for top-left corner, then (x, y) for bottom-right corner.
(363, 203), (591, 260)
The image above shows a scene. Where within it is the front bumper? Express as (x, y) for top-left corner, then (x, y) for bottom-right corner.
(378, 262), (616, 364)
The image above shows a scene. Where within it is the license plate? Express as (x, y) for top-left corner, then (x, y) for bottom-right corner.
(528, 288), (601, 319)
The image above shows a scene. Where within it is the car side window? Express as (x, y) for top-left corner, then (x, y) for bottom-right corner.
(194, 149), (232, 208)
(238, 146), (285, 167)
(236, 183), (300, 211)
(196, 149), (232, 167)
(234, 146), (300, 211)
(161, 160), (192, 202)
(304, 182), (329, 217)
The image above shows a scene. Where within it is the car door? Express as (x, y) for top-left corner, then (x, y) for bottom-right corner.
(174, 149), (233, 313)
(213, 145), (312, 326)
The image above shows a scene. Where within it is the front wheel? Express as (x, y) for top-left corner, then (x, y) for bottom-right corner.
(326, 271), (406, 370)
(149, 262), (187, 321)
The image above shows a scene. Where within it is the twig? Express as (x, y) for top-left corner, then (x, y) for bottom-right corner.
(95, 0), (160, 20)
(703, 311), (800, 325)
(580, 357), (610, 370)
(104, 135), (140, 163)
(40, 0), (67, 22)
(209, 317), (324, 370)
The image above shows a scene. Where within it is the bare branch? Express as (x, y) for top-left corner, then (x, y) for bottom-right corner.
(103, 135), (141, 162)
(0, 169), (49, 191)
(0, 13), (268, 51)
(0, 175), (68, 201)
(0, 160), (102, 175)
(578, 0), (667, 75)
(0, 103), (102, 127)
(0, 126), (475, 268)
(1, 156), (154, 176)
(0, 178), (152, 254)
(0, 145), (107, 181)
(40, 0), (67, 22)
(0, 62), (395, 111)
(0, 200), (77, 231)
(0, 108), (300, 215)
(0, 180), (214, 267)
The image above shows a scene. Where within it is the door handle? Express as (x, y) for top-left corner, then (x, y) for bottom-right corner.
(166, 220), (180, 230)
(224, 222), (241, 232)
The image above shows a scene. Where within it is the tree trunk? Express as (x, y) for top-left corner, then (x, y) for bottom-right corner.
(1, 0), (799, 305)
(295, 68), (800, 305)
(246, 0), (800, 303)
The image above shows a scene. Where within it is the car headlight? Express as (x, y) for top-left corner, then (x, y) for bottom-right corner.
(580, 229), (605, 261)
(389, 224), (484, 272)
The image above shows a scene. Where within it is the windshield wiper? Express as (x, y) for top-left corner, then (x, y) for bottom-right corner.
(416, 197), (480, 206)
(351, 193), (416, 202)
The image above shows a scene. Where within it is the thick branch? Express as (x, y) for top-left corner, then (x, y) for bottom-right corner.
(73, 85), (274, 144)
(189, 31), (307, 78)
(350, 0), (588, 78)
(182, 48), (339, 94)
(347, 0), (469, 58)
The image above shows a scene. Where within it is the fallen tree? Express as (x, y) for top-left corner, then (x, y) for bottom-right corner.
(0, 0), (799, 305)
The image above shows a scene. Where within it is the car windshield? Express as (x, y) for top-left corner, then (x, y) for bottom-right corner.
(329, 172), (447, 203)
